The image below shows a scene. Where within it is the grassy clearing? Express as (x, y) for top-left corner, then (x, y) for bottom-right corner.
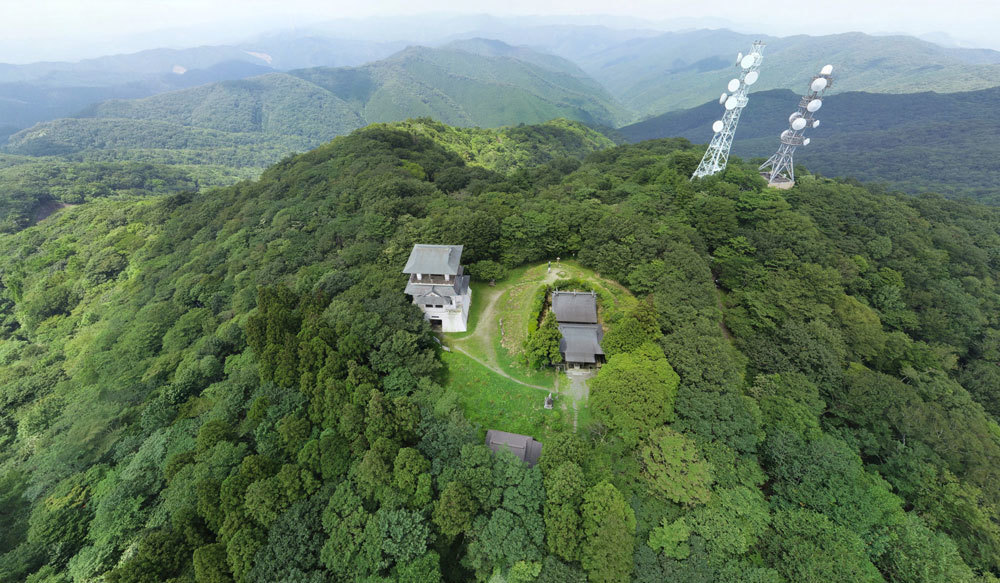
(441, 350), (572, 441)
(446, 264), (558, 389)
(441, 260), (632, 439)
(446, 260), (636, 388)
(491, 324), (557, 389)
(497, 260), (637, 359)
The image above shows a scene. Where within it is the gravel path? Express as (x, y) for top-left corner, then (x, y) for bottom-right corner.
(563, 369), (593, 431)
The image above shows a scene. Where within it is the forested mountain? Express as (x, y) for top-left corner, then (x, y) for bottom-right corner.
(0, 119), (612, 233)
(0, 60), (278, 131)
(575, 29), (1000, 114)
(2, 120), (1000, 582)
(0, 16), (666, 132)
(0, 38), (413, 131)
(619, 86), (1000, 200)
(79, 43), (627, 129)
(3, 43), (627, 167)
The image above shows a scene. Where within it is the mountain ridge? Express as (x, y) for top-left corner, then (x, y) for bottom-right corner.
(5, 26), (1000, 132)
(619, 85), (1000, 199)
(577, 29), (1000, 114)
(4, 42), (628, 166)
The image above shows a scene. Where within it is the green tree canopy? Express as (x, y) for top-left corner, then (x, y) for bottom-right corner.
(590, 343), (679, 446)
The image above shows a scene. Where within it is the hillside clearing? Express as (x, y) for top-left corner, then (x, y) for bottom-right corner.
(442, 260), (635, 436)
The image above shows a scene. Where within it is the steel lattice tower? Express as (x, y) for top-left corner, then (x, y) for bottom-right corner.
(759, 65), (835, 188)
(692, 41), (766, 179)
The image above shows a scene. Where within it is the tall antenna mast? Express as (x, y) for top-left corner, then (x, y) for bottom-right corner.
(759, 64), (835, 188)
(692, 41), (766, 179)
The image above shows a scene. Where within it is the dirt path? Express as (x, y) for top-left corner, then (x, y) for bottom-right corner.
(563, 370), (593, 431)
(459, 286), (504, 368)
(448, 263), (592, 430)
(453, 265), (562, 371)
(450, 345), (552, 393)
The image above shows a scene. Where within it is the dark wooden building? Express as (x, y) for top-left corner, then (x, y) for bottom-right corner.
(551, 291), (604, 366)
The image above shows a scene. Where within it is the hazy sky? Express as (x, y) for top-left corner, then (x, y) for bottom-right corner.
(4, 0), (1000, 62)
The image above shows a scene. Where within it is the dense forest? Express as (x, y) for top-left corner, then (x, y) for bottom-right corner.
(0, 156), (257, 233)
(2, 119), (1000, 583)
(0, 119), (613, 234)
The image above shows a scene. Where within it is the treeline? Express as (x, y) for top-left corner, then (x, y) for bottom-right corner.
(0, 122), (999, 582)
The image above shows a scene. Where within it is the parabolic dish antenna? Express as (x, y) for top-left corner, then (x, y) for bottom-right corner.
(725, 96), (739, 110)
(820, 64), (834, 75)
(712, 120), (725, 133)
(737, 52), (743, 63)
(812, 119), (820, 128)
(728, 78), (741, 92)
(807, 99), (823, 112)
(745, 71), (759, 85)
(720, 92), (728, 104)
(740, 54), (756, 69)
(789, 112), (802, 124)
(781, 130), (791, 140)
(811, 77), (828, 92)
(803, 138), (811, 146)
(791, 117), (807, 131)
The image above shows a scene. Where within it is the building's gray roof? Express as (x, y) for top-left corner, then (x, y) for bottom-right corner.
(485, 430), (543, 467)
(559, 323), (604, 364)
(411, 291), (454, 306)
(552, 291), (598, 324)
(403, 244), (463, 275)
(405, 275), (470, 301)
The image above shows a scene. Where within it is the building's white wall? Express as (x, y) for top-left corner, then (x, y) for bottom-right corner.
(415, 288), (471, 332)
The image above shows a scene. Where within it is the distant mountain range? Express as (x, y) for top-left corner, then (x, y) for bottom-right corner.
(574, 29), (1000, 115)
(4, 27), (1000, 201)
(0, 61), (276, 131)
(0, 37), (411, 131)
(4, 42), (626, 167)
(619, 86), (1000, 200)
(5, 26), (1000, 133)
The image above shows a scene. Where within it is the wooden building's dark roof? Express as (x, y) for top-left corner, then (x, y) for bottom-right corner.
(551, 291), (598, 324)
(485, 430), (543, 467)
(559, 323), (605, 364)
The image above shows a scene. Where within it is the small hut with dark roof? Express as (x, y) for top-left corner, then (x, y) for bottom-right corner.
(485, 429), (543, 467)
